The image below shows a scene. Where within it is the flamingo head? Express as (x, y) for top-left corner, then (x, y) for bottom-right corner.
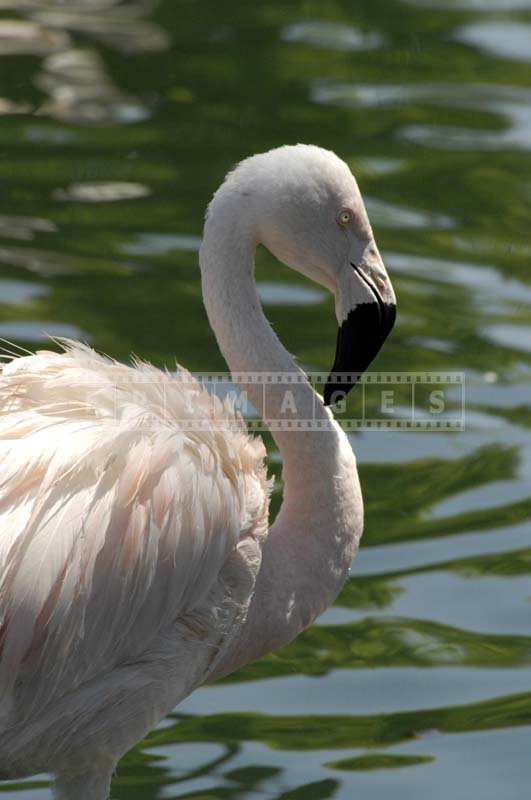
(208, 144), (396, 405)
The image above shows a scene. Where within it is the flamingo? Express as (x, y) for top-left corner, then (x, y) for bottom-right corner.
(0, 144), (395, 799)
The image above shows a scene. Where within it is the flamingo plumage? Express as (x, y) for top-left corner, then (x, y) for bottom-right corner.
(0, 144), (395, 798)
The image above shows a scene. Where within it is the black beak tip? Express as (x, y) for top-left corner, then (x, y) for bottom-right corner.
(323, 381), (354, 408)
(324, 297), (396, 412)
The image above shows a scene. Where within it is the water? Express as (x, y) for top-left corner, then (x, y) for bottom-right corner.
(0, 1), (530, 797)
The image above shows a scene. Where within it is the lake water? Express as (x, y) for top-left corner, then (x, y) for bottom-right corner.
(0, 1), (530, 798)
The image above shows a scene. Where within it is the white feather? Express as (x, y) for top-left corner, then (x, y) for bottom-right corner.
(0, 340), (270, 734)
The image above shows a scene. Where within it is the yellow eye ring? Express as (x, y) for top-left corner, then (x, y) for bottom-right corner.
(338, 209), (352, 226)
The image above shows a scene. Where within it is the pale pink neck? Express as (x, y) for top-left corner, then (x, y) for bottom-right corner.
(200, 224), (334, 488)
(200, 215), (363, 677)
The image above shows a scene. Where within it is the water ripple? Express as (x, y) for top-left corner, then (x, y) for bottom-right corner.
(456, 22), (531, 62)
(282, 20), (382, 52)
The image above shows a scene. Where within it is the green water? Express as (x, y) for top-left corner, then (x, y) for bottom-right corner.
(1, 0), (530, 797)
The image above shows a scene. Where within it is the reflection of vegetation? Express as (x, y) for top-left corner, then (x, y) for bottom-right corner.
(271, 444), (528, 544)
(220, 617), (531, 683)
(368, 545), (531, 584)
(145, 690), (531, 751)
(114, 740), (240, 799)
(361, 444), (521, 545)
(224, 765), (281, 789)
(336, 575), (404, 609)
(275, 779), (338, 799)
(449, 547), (531, 579)
(472, 404), (531, 429)
(41, 688), (503, 796)
(325, 752), (433, 770)
(333, 545), (531, 616)
(369, 494), (531, 543)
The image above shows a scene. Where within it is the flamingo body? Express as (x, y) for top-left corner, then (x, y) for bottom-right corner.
(0, 342), (269, 779)
(0, 144), (396, 797)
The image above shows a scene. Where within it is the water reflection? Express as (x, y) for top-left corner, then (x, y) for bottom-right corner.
(0, 320), (85, 340)
(0, 98), (31, 115)
(0, 18), (68, 55)
(0, 244), (135, 275)
(0, 0), (168, 124)
(483, 324), (531, 354)
(0, 0), (167, 53)
(354, 520), (531, 575)
(282, 20), (382, 51)
(36, 48), (149, 124)
(314, 82), (531, 151)
(313, 81), (531, 111)
(365, 197), (454, 229)
(0, 0), (530, 797)
(53, 181), (151, 202)
(456, 22), (531, 63)
(256, 282), (326, 306)
(183, 667), (531, 716)
(403, 0), (531, 7)
(122, 233), (202, 256)
(403, 105), (531, 151)
(0, 215), (56, 241)
(0, 279), (48, 304)
(386, 252), (531, 307)
(29, 0), (169, 54)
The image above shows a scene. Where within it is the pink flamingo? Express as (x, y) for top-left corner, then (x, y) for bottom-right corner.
(0, 145), (395, 798)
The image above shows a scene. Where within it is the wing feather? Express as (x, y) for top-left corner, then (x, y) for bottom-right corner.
(0, 341), (270, 724)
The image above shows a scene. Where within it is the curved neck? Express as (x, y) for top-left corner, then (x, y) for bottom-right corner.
(200, 203), (363, 677)
(200, 216), (331, 484)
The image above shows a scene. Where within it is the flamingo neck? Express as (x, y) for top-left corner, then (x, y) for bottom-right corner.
(200, 206), (363, 675)
(200, 213), (330, 483)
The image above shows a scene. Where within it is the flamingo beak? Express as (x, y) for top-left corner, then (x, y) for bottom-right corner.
(323, 263), (396, 407)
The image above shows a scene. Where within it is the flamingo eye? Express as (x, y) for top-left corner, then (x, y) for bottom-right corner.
(338, 210), (352, 226)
